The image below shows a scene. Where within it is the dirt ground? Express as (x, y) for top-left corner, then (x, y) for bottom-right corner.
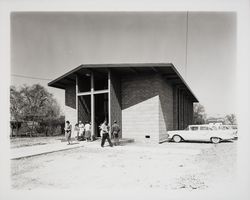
(10, 136), (64, 148)
(11, 140), (237, 191)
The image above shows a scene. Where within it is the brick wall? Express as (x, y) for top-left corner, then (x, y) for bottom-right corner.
(172, 86), (178, 130)
(173, 87), (195, 130)
(110, 71), (122, 138)
(121, 74), (160, 143)
(65, 84), (77, 126)
(62, 71), (195, 142)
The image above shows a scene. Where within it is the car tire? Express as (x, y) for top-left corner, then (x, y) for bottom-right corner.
(173, 135), (182, 143)
(211, 137), (221, 144)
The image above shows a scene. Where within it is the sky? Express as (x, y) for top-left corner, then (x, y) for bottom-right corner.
(11, 12), (236, 117)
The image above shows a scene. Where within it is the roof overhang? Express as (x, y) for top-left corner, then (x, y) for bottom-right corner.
(48, 63), (198, 102)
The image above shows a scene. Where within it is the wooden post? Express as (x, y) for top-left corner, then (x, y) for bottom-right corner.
(91, 72), (95, 137)
(76, 75), (78, 123)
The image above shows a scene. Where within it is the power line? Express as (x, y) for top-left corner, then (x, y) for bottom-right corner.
(11, 74), (52, 81)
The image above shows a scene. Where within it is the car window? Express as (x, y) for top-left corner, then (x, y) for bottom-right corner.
(200, 126), (209, 130)
(190, 126), (198, 131)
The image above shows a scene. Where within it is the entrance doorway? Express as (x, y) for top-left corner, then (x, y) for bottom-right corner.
(94, 93), (109, 137)
(78, 93), (109, 138)
(76, 71), (110, 138)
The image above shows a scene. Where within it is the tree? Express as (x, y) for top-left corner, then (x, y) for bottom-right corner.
(10, 86), (27, 136)
(193, 103), (207, 124)
(224, 114), (237, 125)
(10, 86), (26, 122)
(10, 84), (63, 136)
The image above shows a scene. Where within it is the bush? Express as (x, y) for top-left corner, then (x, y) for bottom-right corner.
(10, 116), (65, 137)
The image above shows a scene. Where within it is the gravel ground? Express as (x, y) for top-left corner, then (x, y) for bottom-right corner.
(11, 140), (237, 191)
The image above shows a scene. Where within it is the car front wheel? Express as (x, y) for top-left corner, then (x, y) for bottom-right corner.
(211, 137), (221, 144)
(173, 135), (182, 143)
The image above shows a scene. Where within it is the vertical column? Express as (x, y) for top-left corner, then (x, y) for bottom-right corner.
(179, 89), (182, 129)
(173, 86), (178, 130)
(184, 94), (186, 128)
(91, 72), (95, 137)
(177, 88), (180, 130)
(108, 70), (111, 130)
(182, 92), (185, 129)
(76, 75), (78, 123)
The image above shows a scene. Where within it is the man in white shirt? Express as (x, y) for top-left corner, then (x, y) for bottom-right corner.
(100, 120), (113, 147)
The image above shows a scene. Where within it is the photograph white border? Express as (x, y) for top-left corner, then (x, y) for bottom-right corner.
(0, 0), (249, 199)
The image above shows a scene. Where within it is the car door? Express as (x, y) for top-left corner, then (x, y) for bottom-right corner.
(198, 126), (210, 141)
(186, 126), (199, 141)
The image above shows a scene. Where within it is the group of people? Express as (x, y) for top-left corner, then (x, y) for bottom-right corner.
(64, 120), (120, 147)
(75, 121), (92, 141)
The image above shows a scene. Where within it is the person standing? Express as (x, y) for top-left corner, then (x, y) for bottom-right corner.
(111, 120), (120, 146)
(100, 120), (113, 147)
(64, 121), (72, 145)
(78, 121), (84, 141)
(84, 121), (91, 141)
(73, 123), (80, 141)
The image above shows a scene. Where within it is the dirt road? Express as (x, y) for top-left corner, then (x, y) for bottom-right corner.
(11, 140), (237, 190)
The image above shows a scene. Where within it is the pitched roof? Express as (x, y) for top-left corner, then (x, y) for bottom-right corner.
(48, 63), (198, 102)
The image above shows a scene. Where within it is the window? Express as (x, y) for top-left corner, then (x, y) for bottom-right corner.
(78, 75), (91, 92)
(94, 72), (108, 91)
(200, 126), (209, 130)
(190, 126), (198, 131)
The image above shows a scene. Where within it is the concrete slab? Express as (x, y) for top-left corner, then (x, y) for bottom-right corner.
(11, 141), (84, 160)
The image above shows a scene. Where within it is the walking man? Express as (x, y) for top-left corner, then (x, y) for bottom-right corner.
(111, 120), (120, 146)
(100, 120), (113, 147)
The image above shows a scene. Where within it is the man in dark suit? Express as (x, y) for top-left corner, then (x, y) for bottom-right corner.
(111, 120), (120, 146)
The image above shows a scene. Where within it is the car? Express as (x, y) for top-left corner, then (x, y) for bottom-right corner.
(218, 125), (238, 139)
(167, 125), (235, 144)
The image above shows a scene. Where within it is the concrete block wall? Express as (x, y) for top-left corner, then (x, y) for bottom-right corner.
(158, 76), (174, 142)
(121, 74), (160, 143)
